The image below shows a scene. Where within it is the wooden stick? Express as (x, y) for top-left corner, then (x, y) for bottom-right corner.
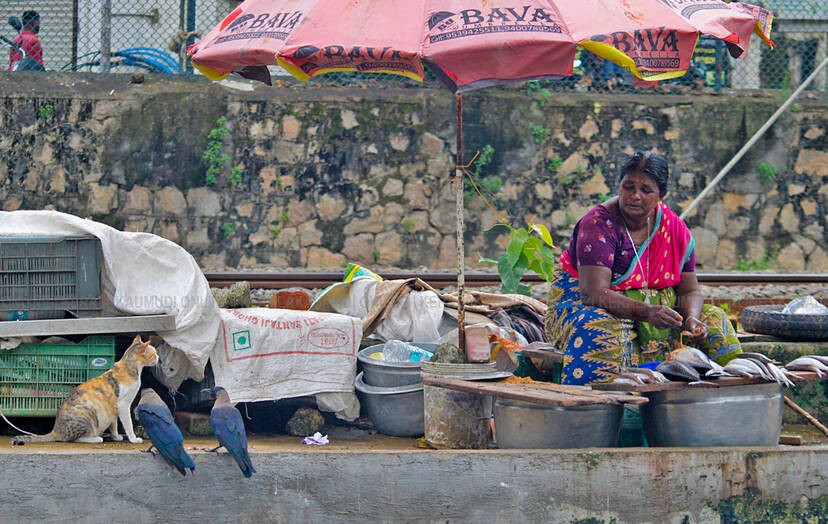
(784, 396), (828, 438)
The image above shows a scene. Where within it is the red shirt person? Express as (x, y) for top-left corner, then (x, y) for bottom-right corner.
(8, 11), (44, 70)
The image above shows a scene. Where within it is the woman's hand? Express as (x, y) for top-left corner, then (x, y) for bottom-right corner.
(683, 315), (708, 341)
(645, 305), (684, 329)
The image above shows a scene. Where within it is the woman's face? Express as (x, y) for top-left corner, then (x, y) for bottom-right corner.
(618, 171), (661, 222)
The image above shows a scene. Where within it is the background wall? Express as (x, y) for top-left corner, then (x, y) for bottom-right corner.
(1, 72), (826, 272)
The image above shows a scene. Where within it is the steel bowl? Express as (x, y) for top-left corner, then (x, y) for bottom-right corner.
(354, 372), (424, 437)
(640, 382), (783, 447)
(357, 343), (438, 387)
(494, 398), (623, 449)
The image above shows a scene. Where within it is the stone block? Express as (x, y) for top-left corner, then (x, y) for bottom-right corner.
(186, 187), (221, 217)
(582, 173), (610, 195)
(559, 152), (588, 176)
(88, 183), (118, 216)
(157, 186), (186, 216)
(691, 227), (718, 267)
(389, 133), (409, 151)
(342, 233), (375, 262)
(794, 149), (828, 177)
(807, 246), (828, 271)
(341, 110), (358, 130)
(272, 227), (298, 250)
(286, 200), (316, 226)
(306, 246), (345, 268)
(123, 185), (151, 215)
(282, 115), (301, 140)
(404, 180), (430, 209)
(173, 411), (213, 437)
(419, 132), (445, 157)
(316, 193), (347, 221)
(343, 207), (384, 235)
(632, 120), (656, 135)
(375, 231), (402, 265)
(778, 203), (799, 233)
(298, 220), (323, 246)
(49, 167), (66, 194)
(237, 202), (255, 218)
(579, 119), (599, 140)
(777, 243), (805, 271)
(383, 178), (404, 197)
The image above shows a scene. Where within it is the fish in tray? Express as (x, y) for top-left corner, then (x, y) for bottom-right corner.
(655, 360), (702, 382)
(722, 357), (796, 388)
(785, 356), (828, 378)
(613, 367), (669, 386)
(671, 347), (731, 377)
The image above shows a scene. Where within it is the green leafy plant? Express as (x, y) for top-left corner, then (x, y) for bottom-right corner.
(38, 104), (54, 120)
(278, 210), (290, 223)
(480, 224), (556, 296)
(229, 165), (243, 188)
(203, 116), (230, 186)
(271, 227), (281, 239)
(372, 250), (380, 263)
(598, 193), (611, 203)
(531, 125), (552, 144)
(403, 219), (415, 231)
(221, 222), (234, 238)
(757, 161), (777, 185)
(547, 156), (562, 172)
(735, 249), (777, 271)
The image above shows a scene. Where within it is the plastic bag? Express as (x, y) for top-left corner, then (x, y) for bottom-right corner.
(782, 296), (828, 315)
(383, 340), (434, 362)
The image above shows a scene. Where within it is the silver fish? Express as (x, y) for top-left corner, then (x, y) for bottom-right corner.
(704, 359), (732, 378)
(656, 360), (700, 382)
(740, 356), (778, 381)
(617, 372), (647, 385)
(807, 355), (828, 367)
(612, 377), (641, 386)
(785, 357), (828, 378)
(675, 347), (713, 373)
(627, 367), (669, 384)
(765, 362), (795, 388)
(723, 358), (766, 378)
(729, 358), (773, 379)
(739, 352), (780, 365)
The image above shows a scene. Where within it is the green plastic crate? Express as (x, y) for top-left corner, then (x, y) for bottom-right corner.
(0, 336), (115, 417)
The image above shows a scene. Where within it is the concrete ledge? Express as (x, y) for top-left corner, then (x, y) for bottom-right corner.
(1, 446), (826, 523)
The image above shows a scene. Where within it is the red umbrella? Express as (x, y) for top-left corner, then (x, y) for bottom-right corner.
(189, 0), (772, 351)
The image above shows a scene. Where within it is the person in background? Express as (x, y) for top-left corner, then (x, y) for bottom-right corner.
(8, 10), (44, 71)
(544, 151), (741, 385)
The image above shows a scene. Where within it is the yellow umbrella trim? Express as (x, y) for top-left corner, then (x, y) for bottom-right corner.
(278, 57), (423, 83)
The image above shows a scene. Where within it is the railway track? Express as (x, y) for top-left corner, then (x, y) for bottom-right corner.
(204, 271), (828, 289)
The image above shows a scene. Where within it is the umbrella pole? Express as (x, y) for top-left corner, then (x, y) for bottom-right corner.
(455, 93), (466, 356)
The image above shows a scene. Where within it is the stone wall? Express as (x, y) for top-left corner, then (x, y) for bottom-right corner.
(1, 72), (827, 271)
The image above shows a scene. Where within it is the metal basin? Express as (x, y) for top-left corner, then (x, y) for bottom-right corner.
(640, 382), (783, 447)
(357, 343), (438, 387)
(494, 398), (623, 449)
(354, 372), (424, 437)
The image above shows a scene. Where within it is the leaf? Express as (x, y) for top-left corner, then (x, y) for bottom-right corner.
(479, 257), (498, 265)
(530, 223), (555, 248)
(516, 284), (532, 297)
(498, 253), (527, 294)
(505, 228), (529, 266)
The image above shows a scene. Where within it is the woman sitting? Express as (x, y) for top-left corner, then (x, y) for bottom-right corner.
(545, 151), (741, 385)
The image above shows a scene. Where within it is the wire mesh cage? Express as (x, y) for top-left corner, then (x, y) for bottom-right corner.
(0, 0), (824, 92)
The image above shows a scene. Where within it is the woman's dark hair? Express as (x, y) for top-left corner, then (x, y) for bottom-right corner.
(620, 151), (669, 197)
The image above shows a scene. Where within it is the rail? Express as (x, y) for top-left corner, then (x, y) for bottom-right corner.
(204, 272), (828, 289)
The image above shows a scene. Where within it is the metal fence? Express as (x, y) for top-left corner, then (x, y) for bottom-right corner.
(1, 0), (825, 92)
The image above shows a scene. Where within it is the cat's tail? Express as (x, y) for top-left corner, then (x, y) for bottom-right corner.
(10, 431), (61, 445)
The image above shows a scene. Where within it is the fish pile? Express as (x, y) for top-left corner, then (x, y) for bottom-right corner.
(612, 347), (824, 388)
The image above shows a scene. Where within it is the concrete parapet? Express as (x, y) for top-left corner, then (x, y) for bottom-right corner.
(1, 446), (826, 522)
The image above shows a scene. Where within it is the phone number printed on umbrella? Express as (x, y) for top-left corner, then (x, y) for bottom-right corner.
(430, 24), (562, 43)
(216, 31), (291, 44)
(634, 57), (681, 69)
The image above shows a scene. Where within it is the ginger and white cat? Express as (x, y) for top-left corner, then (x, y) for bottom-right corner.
(11, 336), (159, 445)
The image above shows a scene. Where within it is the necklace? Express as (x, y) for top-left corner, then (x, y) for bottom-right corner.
(622, 215), (651, 304)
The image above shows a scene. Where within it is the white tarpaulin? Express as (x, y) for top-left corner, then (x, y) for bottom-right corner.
(212, 308), (361, 420)
(0, 210), (220, 389)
